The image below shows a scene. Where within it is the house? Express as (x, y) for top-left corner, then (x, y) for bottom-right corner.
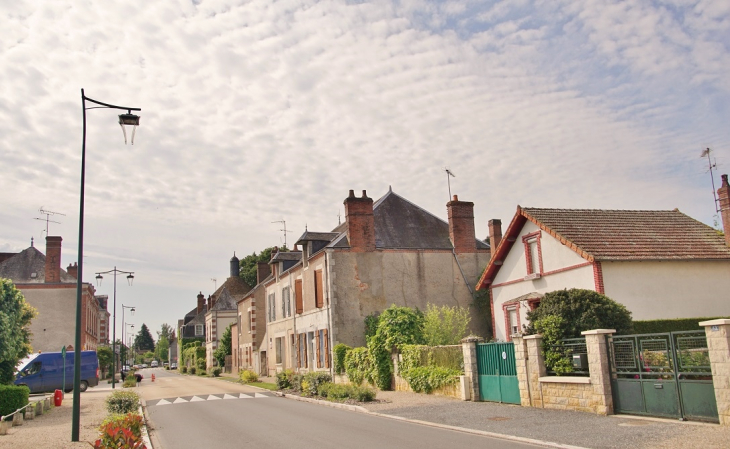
(478, 175), (730, 341)
(258, 188), (491, 376)
(204, 254), (251, 369)
(0, 236), (100, 352)
(178, 292), (207, 346)
(234, 261), (271, 375)
(96, 294), (110, 345)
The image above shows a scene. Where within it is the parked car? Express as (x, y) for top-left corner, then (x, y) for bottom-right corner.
(150, 361), (159, 368)
(170, 363), (178, 370)
(15, 351), (99, 393)
(163, 362), (169, 367)
(133, 364), (140, 369)
(141, 364), (148, 369)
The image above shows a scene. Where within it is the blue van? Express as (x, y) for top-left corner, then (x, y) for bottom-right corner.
(15, 351), (99, 393)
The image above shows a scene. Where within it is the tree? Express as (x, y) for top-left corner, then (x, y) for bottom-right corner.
(213, 323), (233, 367)
(238, 246), (287, 287)
(157, 323), (173, 342)
(97, 346), (113, 378)
(133, 324), (155, 352)
(526, 289), (633, 338)
(0, 279), (37, 384)
(155, 336), (170, 363)
(423, 304), (471, 346)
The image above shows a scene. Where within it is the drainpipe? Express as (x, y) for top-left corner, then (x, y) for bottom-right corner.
(451, 248), (474, 301)
(325, 249), (334, 380)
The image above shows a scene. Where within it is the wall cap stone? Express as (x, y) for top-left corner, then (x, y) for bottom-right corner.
(699, 319), (730, 326)
(580, 329), (616, 335)
(523, 334), (542, 340)
(539, 376), (591, 384)
(461, 336), (484, 343)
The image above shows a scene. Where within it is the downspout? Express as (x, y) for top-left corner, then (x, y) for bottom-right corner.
(325, 249), (334, 380)
(289, 267), (296, 373)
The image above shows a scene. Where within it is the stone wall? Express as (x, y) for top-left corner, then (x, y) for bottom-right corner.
(701, 319), (730, 425)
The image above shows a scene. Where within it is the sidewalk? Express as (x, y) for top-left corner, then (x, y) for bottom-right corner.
(356, 390), (730, 449)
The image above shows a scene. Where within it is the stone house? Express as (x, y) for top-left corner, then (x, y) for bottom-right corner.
(260, 188), (491, 376)
(478, 175), (730, 341)
(0, 236), (100, 352)
(234, 262), (271, 376)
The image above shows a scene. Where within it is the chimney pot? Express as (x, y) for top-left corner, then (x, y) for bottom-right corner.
(362, 190), (367, 198)
(488, 219), (503, 260)
(718, 174), (730, 247)
(344, 189), (376, 252)
(453, 195), (458, 201)
(349, 189), (355, 198)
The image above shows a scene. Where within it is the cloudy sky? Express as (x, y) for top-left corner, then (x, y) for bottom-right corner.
(1, 0), (729, 343)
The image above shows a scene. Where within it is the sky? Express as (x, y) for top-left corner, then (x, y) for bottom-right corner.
(1, 0), (729, 344)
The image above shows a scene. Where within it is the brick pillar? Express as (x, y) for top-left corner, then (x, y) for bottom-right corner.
(447, 195), (477, 254)
(344, 190), (375, 252)
(581, 329), (615, 415)
(512, 335), (532, 407)
(524, 335), (546, 408)
(44, 236), (62, 283)
(66, 262), (78, 279)
(700, 319), (730, 425)
(461, 336), (483, 401)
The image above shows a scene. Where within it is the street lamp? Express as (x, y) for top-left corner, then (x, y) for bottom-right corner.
(121, 305), (136, 367)
(124, 323), (135, 366)
(73, 88), (141, 442)
(95, 267), (134, 390)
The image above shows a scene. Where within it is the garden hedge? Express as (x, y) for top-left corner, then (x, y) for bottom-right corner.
(0, 385), (29, 418)
(630, 317), (729, 334)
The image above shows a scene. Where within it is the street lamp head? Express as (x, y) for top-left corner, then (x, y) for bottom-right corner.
(130, 307), (135, 315)
(95, 273), (103, 286)
(118, 112), (140, 145)
(126, 273), (134, 286)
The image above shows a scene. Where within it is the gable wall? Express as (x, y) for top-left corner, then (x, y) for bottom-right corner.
(602, 260), (730, 320)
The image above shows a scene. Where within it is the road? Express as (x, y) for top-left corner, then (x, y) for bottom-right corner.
(136, 368), (546, 449)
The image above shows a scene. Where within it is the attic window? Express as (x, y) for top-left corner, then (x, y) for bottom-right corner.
(522, 231), (543, 276)
(195, 324), (203, 336)
(30, 272), (37, 278)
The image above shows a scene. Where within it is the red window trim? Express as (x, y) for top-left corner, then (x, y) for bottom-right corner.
(502, 302), (521, 342)
(522, 231), (543, 275)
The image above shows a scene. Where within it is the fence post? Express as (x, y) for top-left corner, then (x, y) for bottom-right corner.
(523, 335), (545, 407)
(461, 336), (483, 401)
(581, 329), (615, 415)
(512, 335), (531, 407)
(700, 319), (730, 425)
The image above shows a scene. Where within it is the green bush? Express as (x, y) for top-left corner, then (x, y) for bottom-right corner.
(632, 317), (728, 334)
(276, 369), (293, 390)
(212, 367), (222, 377)
(198, 370), (207, 376)
(352, 384), (376, 402)
(318, 382), (376, 402)
(534, 315), (574, 375)
(189, 367), (197, 375)
(289, 373), (304, 392)
(122, 374), (137, 388)
(105, 390), (140, 414)
(196, 358), (206, 371)
(401, 366), (461, 393)
(333, 344), (351, 375)
(423, 304), (471, 346)
(526, 289), (633, 337)
(239, 369), (258, 383)
(181, 366), (188, 374)
(301, 372), (332, 396)
(344, 347), (372, 386)
(100, 413), (144, 438)
(0, 385), (29, 418)
(399, 345), (463, 373)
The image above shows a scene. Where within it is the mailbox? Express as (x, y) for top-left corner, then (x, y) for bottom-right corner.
(572, 353), (588, 369)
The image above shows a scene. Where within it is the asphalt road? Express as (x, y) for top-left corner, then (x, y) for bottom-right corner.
(140, 370), (545, 449)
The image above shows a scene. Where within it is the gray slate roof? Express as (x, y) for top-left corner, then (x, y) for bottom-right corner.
(211, 287), (237, 311)
(0, 246), (76, 283)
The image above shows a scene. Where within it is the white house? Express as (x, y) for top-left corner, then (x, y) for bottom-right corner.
(478, 180), (730, 342)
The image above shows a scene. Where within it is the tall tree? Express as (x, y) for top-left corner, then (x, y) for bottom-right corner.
(155, 336), (170, 363)
(238, 246), (287, 287)
(97, 346), (113, 378)
(133, 324), (155, 352)
(157, 323), (173, 341)
(213, 323), (233, 368)
(0, 279), (37, 384)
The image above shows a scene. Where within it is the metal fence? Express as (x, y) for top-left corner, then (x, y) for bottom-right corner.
(544, 337), (589, 376)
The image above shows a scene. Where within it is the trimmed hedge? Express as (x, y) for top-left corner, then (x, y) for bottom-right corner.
(0, 385), (29, 419)
(630, 317), (729, 334)
(105, 390), (140, 415)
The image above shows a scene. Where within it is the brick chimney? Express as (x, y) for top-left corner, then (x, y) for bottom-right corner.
(344, 190), (375, 252)
(197, 292), (205, 314)
(67, 262), (78, 279)
(488, 219), (502, 260)
(257, 262), (271, 285)
(447, 195), (476, 254)
(718, 174), (730, 247)
(45, 236), (62, 283)
(207, 295), (213, 312)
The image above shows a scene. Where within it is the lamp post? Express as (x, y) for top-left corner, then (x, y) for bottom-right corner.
(124, 323), (135, 366)
(121, 305), (136, 366)
(74, 90), (140, 441)
(95, 268), (134, 390)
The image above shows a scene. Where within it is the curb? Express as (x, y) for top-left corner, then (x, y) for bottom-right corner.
(275, 393), (588, 449)
(139, 398), (154, 449)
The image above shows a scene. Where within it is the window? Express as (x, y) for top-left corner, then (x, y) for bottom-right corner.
(268, 293), (276, 322)
(282, 287), (291, 318)
(522, 231), (543, 276)
(314, 270), (324, 308)
(195, 324), (203, 336)
(502, 302), (521, 342)
(247, 311), (252, 333)
(295, 279), (303, 314)
(318, 329), (326, 368)
(275, 337), (284, 364)
(297, 333), (307, 368)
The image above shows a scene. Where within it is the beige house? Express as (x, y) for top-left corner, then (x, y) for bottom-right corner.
(478, 176), (730, 342)
(0, 236), (100, 352)
(234, 262), (270, 375)
(205, 255), (251, 369)
(260, 188), (491, 376)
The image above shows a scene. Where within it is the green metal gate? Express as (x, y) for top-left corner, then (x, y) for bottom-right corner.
(609, 331), (718, 422)
(476, 342), (520, 404)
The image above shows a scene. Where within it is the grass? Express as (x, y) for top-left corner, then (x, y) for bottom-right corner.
(212, 376), (277, 391)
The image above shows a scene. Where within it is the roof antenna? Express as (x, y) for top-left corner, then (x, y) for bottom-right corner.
(337, 210), (341, 225)
(34, 207), (65, 236)
(272, 220), (292, 250)
(211, 278), (217, 291)
(700, 148), (720, 213)
(444, 168), (456, 201)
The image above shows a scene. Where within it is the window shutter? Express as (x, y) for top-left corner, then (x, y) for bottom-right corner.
(314, 270), (324, 308)
(296, 334), (301, 368)
(323, 329), (330, 368)
(295, 280), (303, 314)
(315, 331), (321, 368)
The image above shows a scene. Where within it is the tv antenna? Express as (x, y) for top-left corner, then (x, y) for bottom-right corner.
(211, 278), (217, 291)
(33, 207), (65, 235)
(700, 148), (720, 213)
(444, 168), (456, 200)
(272, 220), (292, 249)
